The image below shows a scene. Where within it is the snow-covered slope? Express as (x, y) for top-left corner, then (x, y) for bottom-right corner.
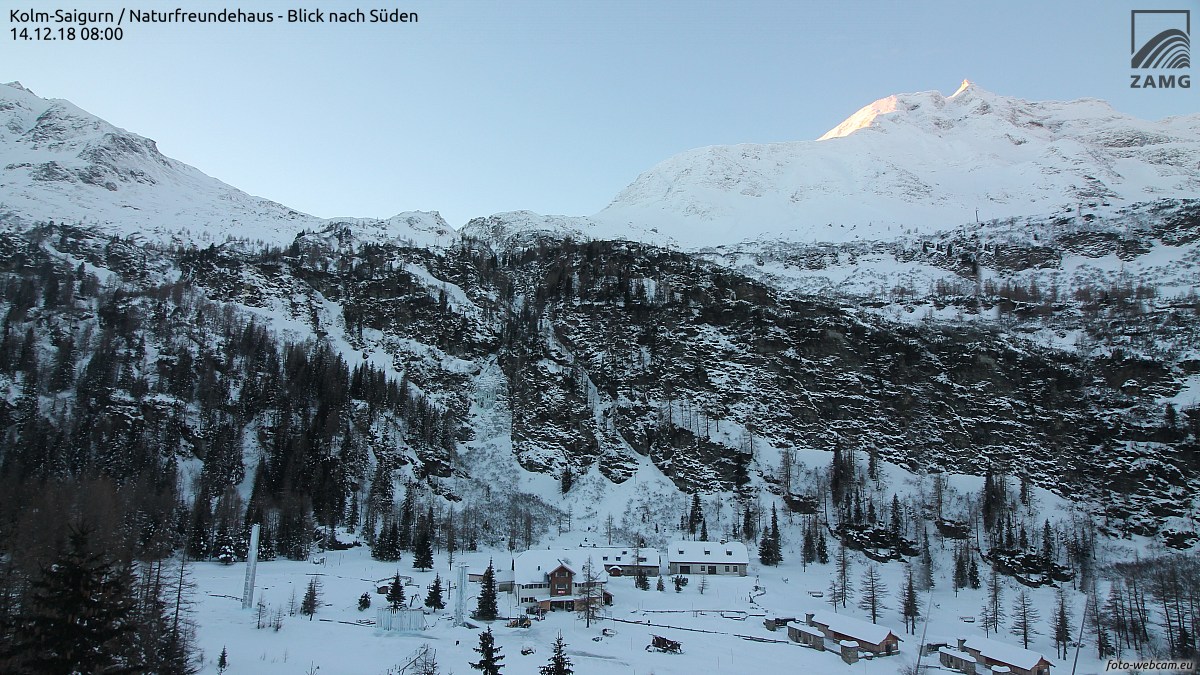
(597, 80), (1200, 248)
(0, 81), (452, 247)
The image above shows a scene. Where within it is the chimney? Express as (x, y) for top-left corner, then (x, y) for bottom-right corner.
(806, 612), (815, 626)
(957, 637), (966, 651)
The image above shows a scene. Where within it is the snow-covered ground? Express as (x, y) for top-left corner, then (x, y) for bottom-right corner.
(190, 531), (1106, 675)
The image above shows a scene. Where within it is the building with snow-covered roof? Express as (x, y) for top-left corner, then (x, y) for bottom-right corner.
(509, 549), (612, 613)
(575, 544), (660, 576)
(955, 636), (1052, 675)
(666, 540), (748, 576)
(787, 610), (902, 655)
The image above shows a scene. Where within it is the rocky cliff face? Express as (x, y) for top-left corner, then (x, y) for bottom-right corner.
(2, 82), (1199, 546)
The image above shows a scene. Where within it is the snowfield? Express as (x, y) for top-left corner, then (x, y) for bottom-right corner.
(190, 526), (1104, 673)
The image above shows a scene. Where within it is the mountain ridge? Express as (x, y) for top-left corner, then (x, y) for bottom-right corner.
(596, 80), (1200, 247)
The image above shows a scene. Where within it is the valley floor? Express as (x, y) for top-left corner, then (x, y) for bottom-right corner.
(190, 538), (1114, 675)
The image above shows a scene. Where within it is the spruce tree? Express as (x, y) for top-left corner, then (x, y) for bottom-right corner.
(476, 561), (498, 620)
(635, 568), (650, 591)
(688, 494), (702, 537)
(413, 516), (434, 571)
(900, 566), (920, 634)
(816, 528), (829, 564)
(539, 633), (573, 675)
(1052, 588), (1072, 659)
(770, 504), (783, 564)
(7, 525), (140, 675)
(387, 571), (406, 610)
(425, 575), (445, 610)
(301, 577), (320, 620)
(470, 627), (504, 675)
(217, 646), (229, 674)
(656, 576), (665, 592)
(560, 465), (573, 494)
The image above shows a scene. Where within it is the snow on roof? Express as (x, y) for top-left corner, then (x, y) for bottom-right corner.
(512, 550), (609, 586)
(666, 540), (749, 565)
(577, 545), (660, 566)
(810, 610), (900, 646)
(939, 647), (976, 663)
(786, 622), (824, 637)
(962, 636), (1050, 670)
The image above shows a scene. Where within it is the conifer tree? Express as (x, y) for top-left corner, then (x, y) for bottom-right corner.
(425, 575), (445, 610)
(470, 627), (504, 675)
(1010, 590), (1041, 649)
(858, 563), (888, 623)
(688, 494), (703, 537)
(413, 514), (434, 571)
(656, 575), (665, 592)
(981, 569), (1005, 636)
(635, 567), (650, 591)
(1052, 588), (1072, 659)
(217, 646), (228, 674)
(301, 577), (320, 620)
(900, 566), (920, 634)
(476, 561), (498, 620)
(387, 571), (406, 610)
(560, 465), (573, 494)
(539, 633), (573, 675)
(7, 525), (140, 674)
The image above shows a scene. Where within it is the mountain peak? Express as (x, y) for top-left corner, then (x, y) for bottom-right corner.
(598, 83), (1200, 247)
(950, 78), (975, 98)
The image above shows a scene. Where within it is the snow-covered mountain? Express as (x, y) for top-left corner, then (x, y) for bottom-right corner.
(0, 81), (452, 247)
(596, 80), (1200, 248)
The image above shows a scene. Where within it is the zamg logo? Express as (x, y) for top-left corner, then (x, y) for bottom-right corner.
(1130, 10), (1191, 88)
(1132, 10), (1190, 68)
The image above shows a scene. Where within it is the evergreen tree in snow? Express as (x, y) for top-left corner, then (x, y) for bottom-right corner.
(476, 561), (498, 620)
(413, 510), (435, 571)
(539, 633), (573, 675)
(900, 566), (920, 634)
(301, 577), (320, 620)
(1052, 587), (1072, 659)
(469, 627), (504, 675)
(424, 575), (445, 610)
(6, 525), (140, 674)
(387, 572), (406, 610)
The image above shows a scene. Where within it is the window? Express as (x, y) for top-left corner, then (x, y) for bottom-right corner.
(703, 549), (711, 555)
(725, 566), (730, 572)
(602, 556), (609, 561)
(726, 550), (733, 556)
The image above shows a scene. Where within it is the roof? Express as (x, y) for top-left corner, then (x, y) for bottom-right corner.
(512, 550), (610, 586)
(577, 545), (661, 567)
(810, 610), (901, 646)
(786, 621), (824, 637)
(666, 540), (749, 565)
(962, 636), (1051, 670)
(939, 647), (976, 663)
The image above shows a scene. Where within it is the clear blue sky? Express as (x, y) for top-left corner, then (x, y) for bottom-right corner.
(2, 0), (1196, 226)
